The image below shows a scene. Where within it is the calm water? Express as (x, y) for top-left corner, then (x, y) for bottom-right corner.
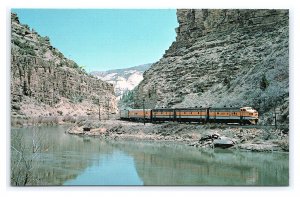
(11, 125), (289, 186)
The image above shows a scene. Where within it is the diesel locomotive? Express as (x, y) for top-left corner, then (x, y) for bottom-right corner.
(120, 107), (259, 125)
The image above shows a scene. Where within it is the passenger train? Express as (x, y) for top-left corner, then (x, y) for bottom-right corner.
(120, 107), (259, 125)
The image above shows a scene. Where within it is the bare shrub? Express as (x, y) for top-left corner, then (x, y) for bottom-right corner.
(45, 116), (59, 125)
(11, 117), (26, 127)
(11, 128), (49, 186)
(76, 116), (88, 127)
(275, 138), (289, 151)
(62, 115), (76, 123)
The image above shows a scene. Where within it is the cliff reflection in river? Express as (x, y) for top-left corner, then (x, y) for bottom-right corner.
(11, 125), (288, 186)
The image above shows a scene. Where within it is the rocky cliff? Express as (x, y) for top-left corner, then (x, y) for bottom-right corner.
(134, 9), (289, 124)
(11, 13), (117, 120)
(91, 63), (151, 100)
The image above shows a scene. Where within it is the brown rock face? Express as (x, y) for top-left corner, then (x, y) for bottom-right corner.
(134, 9), (289, 124)
(11, 13), (117, 118)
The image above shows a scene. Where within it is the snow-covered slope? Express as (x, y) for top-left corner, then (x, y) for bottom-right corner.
(90, 64), (151, 100)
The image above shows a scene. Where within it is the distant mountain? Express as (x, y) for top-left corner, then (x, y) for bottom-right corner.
(90, 64), (152, 100)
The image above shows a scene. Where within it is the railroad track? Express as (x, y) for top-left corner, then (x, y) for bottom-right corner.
(118, 118), (288, 130)
(207, 124), (288, 129)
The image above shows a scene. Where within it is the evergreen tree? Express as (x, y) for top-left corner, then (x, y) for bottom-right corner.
(260, 74), (269, 90)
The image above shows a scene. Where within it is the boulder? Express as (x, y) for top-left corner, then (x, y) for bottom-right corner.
(213, 137), (235, 149)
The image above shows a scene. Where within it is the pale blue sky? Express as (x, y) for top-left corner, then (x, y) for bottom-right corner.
(12, 9), (178, 72)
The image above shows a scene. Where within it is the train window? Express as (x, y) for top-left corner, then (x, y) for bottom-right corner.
(191, 112), (192, 114)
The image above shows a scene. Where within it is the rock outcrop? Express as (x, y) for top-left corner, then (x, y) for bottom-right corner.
(134, 9), (289, 124)
(11, 13), (117, 119)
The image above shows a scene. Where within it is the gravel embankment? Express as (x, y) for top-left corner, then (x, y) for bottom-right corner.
(67, 119), (289, 152)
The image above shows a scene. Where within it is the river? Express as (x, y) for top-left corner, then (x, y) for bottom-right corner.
(10, 125), (289, 186)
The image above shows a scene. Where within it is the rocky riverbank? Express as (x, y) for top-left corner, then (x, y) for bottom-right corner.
(67, 119), (289, 152)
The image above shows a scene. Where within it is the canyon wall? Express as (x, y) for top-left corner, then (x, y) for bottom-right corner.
(11, 13), (117, 119)
(134, 9), (289, 123)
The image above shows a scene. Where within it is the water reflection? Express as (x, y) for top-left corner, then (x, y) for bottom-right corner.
(11, 126), (289, 186)
(64, 151), (143, 185)
(112, 142), (288, 186)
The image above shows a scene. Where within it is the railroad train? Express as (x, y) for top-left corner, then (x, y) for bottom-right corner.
(120, 107), (259, 125)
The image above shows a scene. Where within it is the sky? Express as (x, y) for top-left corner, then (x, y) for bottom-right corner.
(12, 9), (178, 72)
